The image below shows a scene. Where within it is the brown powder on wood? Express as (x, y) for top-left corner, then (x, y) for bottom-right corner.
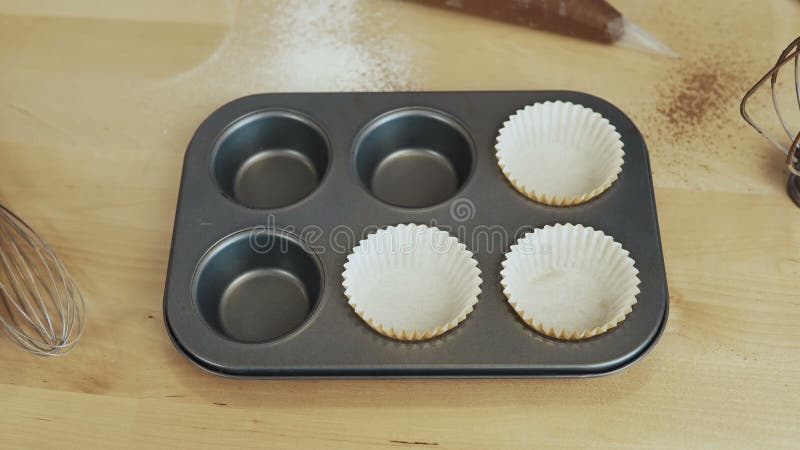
(648, 54), (749, 149)
(660, 72), (722, 124)
(640, 49), (754, 186)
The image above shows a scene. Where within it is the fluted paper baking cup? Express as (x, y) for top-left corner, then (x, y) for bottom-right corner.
(495, 101), (625, 206)
(500, 223), (640, 340)
(343, 224), (482, 341)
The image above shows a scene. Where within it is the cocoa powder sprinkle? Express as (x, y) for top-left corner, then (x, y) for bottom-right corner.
(649, 53), (749, 148)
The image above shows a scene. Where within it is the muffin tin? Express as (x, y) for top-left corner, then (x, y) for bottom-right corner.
(163, 91), (669, 378)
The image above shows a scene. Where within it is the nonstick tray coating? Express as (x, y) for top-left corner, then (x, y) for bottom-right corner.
(163, 91), (669, 378)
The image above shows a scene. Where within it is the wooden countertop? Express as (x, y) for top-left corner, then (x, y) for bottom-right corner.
(0, 0), (798, 448)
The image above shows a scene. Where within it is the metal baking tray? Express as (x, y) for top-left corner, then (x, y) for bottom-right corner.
(163, 91), (669, 378)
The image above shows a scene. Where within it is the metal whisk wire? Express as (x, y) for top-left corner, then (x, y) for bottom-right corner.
(740, 36), (800, 176)
(0, 204), (85, 356)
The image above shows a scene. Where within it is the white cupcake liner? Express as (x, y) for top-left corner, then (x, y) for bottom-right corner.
(500, 223), (640, 340)
(342, 224), (482, 341)
(495, 101), (625, 206)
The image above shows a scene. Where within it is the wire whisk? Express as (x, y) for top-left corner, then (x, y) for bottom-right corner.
(0, 204), (85, 356)
(741, 36), (800, 176)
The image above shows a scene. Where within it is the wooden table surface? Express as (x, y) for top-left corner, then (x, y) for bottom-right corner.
(1, 0), (798, 448)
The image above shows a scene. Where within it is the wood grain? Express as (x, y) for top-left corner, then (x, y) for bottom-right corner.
(0, 0), (798, 448)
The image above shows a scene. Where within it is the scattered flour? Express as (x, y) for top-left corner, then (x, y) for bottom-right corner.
(266, 0), (417, 91)
(157, 0), (418, 92)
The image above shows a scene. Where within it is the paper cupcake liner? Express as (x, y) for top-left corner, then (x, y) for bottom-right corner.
(342, 224), (482, 341)
(495, 101), (625, 206)
(500, 223), (640, 340)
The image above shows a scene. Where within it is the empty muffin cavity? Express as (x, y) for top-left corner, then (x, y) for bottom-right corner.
(354, 108), (474, 208)
(193, 229), (323, 343)
(212, 111), (329, 209)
